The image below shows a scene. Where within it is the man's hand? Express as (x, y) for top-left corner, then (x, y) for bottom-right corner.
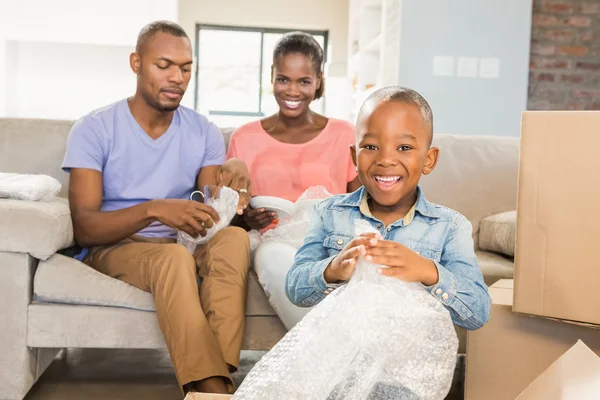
(324, 233), (381, 283)
(217, 158), (251, 215)
(365, 240), (439, 286)
(243, 206), (278, 230)
(148, 199), (220, 238)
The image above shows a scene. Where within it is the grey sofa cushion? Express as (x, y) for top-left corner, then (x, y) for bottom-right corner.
(478, 211), (516, 257)
(0, 198), (74, 260)
(476, 250), (514, 287)
(34, 254), (155, 311)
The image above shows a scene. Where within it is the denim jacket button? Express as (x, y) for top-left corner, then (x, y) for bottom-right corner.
(442, 293), (449, 301)
(377, 223), (383, 229)
(324, 290), (330, 295)
(435, 288), (442, 295)
(337, 239), (344, 245)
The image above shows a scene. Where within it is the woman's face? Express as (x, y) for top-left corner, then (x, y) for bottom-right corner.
(272, 52), (321, 118)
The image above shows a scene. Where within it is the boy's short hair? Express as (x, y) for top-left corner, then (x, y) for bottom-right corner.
(356, 86), (434, 146)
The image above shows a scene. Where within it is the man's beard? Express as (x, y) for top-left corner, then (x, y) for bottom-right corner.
(141, 90), (181, 112)
(156, 102), (180, 112)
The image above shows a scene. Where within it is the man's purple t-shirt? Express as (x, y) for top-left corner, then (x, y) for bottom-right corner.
(62, 98), (226, 240)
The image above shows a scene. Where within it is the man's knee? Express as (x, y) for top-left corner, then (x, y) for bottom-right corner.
(155, 243), (197, 279)
(212, 226), (250, 249)
(209, 227), (250, 274)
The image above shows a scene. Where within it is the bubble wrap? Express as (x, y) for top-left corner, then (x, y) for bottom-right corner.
(177, 187), (239, 254)
(233, 219), (458, 400)
(251, 186), (333, 252)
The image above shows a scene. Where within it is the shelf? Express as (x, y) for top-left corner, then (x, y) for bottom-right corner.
(363, 34), (381, 53)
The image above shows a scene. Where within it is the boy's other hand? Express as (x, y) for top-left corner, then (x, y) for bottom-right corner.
(365, 240), (439, 286)
(324, 233), (381, 283)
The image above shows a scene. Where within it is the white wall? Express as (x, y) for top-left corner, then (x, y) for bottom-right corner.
(9, 41), (135, 120)
(0, 0), (177, 46)
(0, 0), (351, 121)
(0, 0), (177, 118)
(178, 0), (352, 117)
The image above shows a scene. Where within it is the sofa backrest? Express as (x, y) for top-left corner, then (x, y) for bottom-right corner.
(421, 133), (519, 245)
(0, 118), (234, 197)
(0, 117), (519, 240)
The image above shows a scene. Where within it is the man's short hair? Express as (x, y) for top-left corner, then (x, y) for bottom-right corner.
(136, 20), (189, 54)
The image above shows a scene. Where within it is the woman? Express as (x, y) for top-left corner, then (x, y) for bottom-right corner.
(227, 31), (361, 231)
(226, 32), (361, 329)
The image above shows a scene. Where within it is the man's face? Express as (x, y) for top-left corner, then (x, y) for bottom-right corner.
(351, 101), (438, 208)
(131, 31), (193, 112)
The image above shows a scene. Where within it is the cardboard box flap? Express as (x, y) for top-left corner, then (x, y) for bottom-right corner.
(184, 393), (232, 400)
(489, 279), (514, 306)
(492, 279), (514, 290)
(516, 340), (600, 399)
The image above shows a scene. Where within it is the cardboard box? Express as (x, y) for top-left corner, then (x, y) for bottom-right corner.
(514, 111), (600, 325)
(516, 340), (600, 399)
(184, 393), (232, 400)
(466, 279), (600, 400)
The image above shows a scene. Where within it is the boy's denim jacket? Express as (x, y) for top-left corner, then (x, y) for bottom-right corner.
(285, 186), (491, 330)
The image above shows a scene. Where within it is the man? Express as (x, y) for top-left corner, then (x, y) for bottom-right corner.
(62, 21), (251, 394)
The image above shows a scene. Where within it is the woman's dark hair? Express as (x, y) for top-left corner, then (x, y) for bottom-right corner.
(272, 31), (325, 100)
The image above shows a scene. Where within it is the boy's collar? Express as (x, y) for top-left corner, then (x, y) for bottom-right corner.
(338, 186), (440, 219)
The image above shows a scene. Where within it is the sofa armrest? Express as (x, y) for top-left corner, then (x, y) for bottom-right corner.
(0, 198), (74, 260)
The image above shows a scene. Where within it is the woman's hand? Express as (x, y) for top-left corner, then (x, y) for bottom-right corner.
(217, 158), (252, 215)
(243, 206), (278, 230)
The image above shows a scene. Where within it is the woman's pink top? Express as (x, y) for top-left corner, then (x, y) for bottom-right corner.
(226, 119), (357, 202)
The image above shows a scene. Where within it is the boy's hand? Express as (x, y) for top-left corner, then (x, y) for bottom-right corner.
(365, 240), (439, 286)
(324, 233), (381, 283)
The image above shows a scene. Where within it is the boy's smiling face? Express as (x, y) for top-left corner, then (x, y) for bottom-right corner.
(351, 101), (439, 211)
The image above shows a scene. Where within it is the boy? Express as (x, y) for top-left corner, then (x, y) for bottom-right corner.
(285, 86), (490, 330)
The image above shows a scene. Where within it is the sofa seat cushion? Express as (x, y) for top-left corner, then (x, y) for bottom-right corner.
(478, 211), (516, 257)
(34, 254), (156, 311)
(0, 198), (74, 260)
(476, 250), (514, 287)
(34, 253), (278, 316)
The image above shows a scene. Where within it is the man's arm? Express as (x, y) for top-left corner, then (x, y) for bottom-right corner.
(70, 169), (220, 248)
(69, 169), (155, 248)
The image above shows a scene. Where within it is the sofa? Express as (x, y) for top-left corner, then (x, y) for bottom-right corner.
(0, 117), (519, 400)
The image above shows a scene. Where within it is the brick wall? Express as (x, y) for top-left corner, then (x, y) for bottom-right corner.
(529, 0), (600, 110)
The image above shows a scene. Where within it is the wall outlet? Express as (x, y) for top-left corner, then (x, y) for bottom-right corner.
(457, 57), (478, 78)
(432, 56), (455, 77)
(479, 58), (500, 79)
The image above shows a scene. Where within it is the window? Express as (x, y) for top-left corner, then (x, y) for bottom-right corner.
(194, 25), (329, 127)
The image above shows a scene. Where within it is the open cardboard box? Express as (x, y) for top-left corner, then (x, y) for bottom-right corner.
(184, 393), (232, 400)
(466, 280), (600, 400)
(516, 340), (600, 399)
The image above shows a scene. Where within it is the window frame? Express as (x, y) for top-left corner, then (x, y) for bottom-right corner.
(194, 24), (329, 117)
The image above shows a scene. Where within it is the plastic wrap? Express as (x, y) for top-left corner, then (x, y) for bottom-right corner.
(233, 219), (458, 400)
(177, 187), (239, 254)
(252, 186), (333, 251)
